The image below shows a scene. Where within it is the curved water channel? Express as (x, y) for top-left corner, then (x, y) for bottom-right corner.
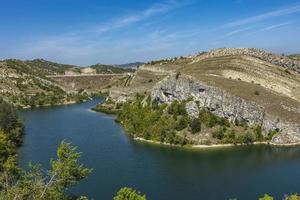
(18, 98), (300, 200)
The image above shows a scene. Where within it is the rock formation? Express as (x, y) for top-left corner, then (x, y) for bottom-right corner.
(151, 74), (300, 144)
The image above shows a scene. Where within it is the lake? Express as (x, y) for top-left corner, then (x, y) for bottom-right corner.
(18, 98), (300, 200)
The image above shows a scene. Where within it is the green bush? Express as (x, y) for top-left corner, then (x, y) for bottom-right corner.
(176, 116), (189, 131)
(190, 118), (201, 134)
(168, 100), (187, 116)
(212, 127), (225, 140)
(200, 110), (229, 128)
(254, 125), (264, 141)
(243, 132), (255, 144)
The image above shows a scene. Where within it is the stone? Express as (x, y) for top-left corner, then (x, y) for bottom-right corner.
(185, 101), (199, 118)
(151, 73), (300, 144)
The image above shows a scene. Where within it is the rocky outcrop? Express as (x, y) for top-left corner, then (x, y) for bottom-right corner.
(192, 48), (300, 73)
(185, 101), (199, 118)
(151, 74), (300, 145)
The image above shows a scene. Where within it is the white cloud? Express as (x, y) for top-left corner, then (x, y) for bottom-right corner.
(225, 26), (254, 37)
(222, 4), (300, 28)
(94, 0), (195, 34)
(245, 22), (293, 36)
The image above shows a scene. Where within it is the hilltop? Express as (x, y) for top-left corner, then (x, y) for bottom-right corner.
(101, 48), (300, 145)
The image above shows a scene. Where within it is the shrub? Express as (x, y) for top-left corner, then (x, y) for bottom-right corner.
(176, 116), (189, 131)
(212, 127), (225, 140)
(200, 110), (230, 128)
(190, 118), (201, 134)
(254, 125), (264, 141)
(168, 100), (187, 116)
(243, 132), (254, 144)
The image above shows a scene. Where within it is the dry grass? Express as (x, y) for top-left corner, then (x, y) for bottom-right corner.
(111, 51), (300, 124)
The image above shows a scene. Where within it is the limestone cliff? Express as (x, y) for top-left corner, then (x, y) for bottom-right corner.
(151, 74), (300, 145)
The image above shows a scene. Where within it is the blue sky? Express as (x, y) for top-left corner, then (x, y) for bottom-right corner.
(1, 0), (300, 65)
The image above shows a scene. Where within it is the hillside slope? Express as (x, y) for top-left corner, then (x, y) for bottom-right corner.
(0, 58), (136, 107)
(107, 48), (300, 145)
(0, 60), (89, 107)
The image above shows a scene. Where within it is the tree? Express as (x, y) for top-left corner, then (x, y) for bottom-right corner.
(284, 194), (300, 200)
(259, 194), (274, 200)
(212, 128), (225, 140)
(114, 187), (146, 200)
(0, 141), (91, 200)
(175, 116), (189, 131)
(0, 98), (19, 134)
(190, 118), (201, 134)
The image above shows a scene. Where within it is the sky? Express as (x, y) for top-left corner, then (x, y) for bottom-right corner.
(0, 0), (300, 66)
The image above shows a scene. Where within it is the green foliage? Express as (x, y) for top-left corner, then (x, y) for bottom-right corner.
(117, 97), (186, 145)
(0, 99), (23, 169)
(284, 194), (300, 200)
(0, 131), (14, 167)
(259, 194), (274, 200)
(0, 141), (91, 200)
(114, 187), (146, 200)
(51, 141), (92, 188)
(168, 100), (187, 116)
(254, 125), (264, 141)
(0, 101), (90, 199)
(200, 110), (229, 128)
(242, 132), (255, 144)
(175, 116), (189, 131)
(0, 99), (21, 134)
(257, 193), (300, 200)
(212, 127), (225, 140)
(190, 118), (201, 134)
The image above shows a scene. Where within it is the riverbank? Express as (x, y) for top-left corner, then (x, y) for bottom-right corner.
(134, 137), (300, 149)
(21, 98), (92, 109)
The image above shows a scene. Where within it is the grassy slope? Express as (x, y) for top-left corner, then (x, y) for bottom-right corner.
(0, 60), (88, 107)
(111, 49), (300, 124)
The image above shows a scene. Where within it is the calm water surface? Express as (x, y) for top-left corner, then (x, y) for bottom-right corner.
(18, 98), (300, 200)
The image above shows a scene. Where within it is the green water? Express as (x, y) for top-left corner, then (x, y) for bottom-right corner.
(18, 98), (300, 200)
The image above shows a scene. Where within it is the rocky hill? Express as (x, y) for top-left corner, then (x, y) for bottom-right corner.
(105, 48), (300, 145)
(0, 59), (133, 108)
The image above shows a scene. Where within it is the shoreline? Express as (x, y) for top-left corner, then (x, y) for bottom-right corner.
(20, 98), (92, 109)
(134, 137), (300, 149)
